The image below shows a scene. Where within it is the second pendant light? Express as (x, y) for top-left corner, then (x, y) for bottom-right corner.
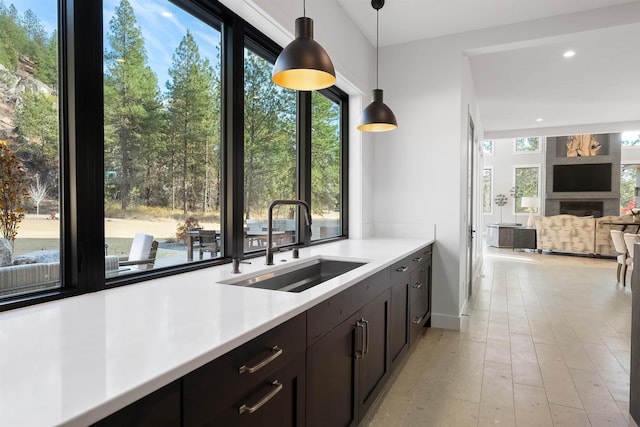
(358, 0), (397, 132)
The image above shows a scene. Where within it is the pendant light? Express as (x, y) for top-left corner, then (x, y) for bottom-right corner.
(358, 0), (397, 132)
(272, 0), (336, 91)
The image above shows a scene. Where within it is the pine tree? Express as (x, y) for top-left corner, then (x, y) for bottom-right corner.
(104, 0), (161, 211)
(166, 31), (217, 215)
(243, 51), (296, 219)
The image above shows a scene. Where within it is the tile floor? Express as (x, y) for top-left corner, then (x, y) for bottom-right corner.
(369, 247), (637, 426)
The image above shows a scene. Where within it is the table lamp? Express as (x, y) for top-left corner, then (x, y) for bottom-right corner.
(521, 197), (539, 228)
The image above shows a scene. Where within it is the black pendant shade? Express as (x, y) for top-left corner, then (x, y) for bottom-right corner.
(359, 0), (397, 132)
(358, 89), (397, 132)
(273, 17), (336, 91)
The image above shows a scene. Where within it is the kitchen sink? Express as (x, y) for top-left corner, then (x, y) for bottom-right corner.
(219, 258), (367, 293)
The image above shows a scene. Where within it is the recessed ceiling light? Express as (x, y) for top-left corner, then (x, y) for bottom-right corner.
(161, 11), (173, 18)
(536, 118), (543, 122)
(563, 50), (575, 58)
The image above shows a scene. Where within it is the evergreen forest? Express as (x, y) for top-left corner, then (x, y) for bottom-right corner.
(0, 0), (342, 221)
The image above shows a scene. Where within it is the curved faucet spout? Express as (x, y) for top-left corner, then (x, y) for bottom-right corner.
(266, 199), (312, 265)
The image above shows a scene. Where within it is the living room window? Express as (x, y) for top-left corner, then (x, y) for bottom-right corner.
(483, 139), (494, 155)
(515, 137), (541, 153)
(483, 167), (493, 214)
(513, 165), (540, 213)
(1, 0), (349, 311)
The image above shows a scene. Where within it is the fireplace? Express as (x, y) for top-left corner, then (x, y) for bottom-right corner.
(559, 201), (604, 217)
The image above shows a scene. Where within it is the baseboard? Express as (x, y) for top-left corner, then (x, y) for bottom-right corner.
(431, 313), (461, 330)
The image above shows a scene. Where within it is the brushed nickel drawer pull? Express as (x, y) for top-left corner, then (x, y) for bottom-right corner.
(412, 316), (423, 324)
(239, 346), (283, 374)
(355, 321), (366, 359)
(395, 266), (408, 272)
(412, 282), (423, 289)
(362, 319), (370, 355)
(412, 256), (423, 262)
(239, 380), (283, 414)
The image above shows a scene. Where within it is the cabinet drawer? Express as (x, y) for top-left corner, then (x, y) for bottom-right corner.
(183, 313), (306, 425)
(409, 298), (429, 345)
(409, 264), (427, 306)
(307, 268), (390, 346)
(192, 353), (306, 427)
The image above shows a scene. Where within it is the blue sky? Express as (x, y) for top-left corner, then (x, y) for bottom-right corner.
(10, 0), (221, 92)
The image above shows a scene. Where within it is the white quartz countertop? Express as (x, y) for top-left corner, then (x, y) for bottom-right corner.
(0, 238), (432, 426)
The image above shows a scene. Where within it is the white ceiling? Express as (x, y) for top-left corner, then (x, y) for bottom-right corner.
(335, 0), (640, 136)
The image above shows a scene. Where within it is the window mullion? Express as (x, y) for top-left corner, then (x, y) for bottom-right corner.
(297, 91), (312, 244)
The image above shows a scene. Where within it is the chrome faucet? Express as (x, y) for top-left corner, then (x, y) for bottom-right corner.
(266, 200), (312, 265)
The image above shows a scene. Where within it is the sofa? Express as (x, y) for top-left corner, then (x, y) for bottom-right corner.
(0, 256), (121, 297)
(0, 262), (60, 297)
(535, 214), (636, 256)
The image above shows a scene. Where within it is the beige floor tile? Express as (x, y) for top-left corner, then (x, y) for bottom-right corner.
(570, 367), (629, 425)
(549, 403), (592, 426)
(513, 383), (553, 427)
(478, 361), (515, 426)
(369, 248), (633, 426)
(484, 338), (511, 364)
(512, 358), (544, 388)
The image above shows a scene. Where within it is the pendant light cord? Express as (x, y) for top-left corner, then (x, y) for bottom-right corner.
(376, 7), (379, 89)
(303, 0), (306, 17)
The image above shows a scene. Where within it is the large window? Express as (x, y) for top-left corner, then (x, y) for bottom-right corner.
(311, 91), (343, 240)
(103, 0), (223, 276)
(513, 166), (539, 213)
(0, 0), (348, 310)
(0, 2), (61, 298)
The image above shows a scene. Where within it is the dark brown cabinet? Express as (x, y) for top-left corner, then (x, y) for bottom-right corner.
(389, 260), (410, 366)
(92, 244), (434, 427)
(182, 313), (306, 427)
(91, 380), (181, 427)
(306, 270), (391, 427)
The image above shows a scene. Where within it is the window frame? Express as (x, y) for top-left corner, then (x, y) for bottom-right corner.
(1, 0), (349, 312)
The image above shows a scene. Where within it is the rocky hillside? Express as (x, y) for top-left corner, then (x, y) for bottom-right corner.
(0, 57), (55, 142)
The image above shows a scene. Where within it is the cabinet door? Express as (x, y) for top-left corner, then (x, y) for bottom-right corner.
(358, 290), (390, 417)
(91, 380), (181, 427)
(389, 279), (408, 364)
(306, 311), (361, 427)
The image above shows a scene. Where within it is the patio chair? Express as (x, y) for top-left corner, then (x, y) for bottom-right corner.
(198, 230), (219, 259)
(119, 233), (158, 270)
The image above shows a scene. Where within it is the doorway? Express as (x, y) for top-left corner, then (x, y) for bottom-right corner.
(466, 114), (475, 298)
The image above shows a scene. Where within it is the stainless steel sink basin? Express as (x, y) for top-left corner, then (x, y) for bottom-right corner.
(220, 258), (367, 293)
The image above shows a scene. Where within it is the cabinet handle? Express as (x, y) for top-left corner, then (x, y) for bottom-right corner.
(412, 256), (423, 262)
(395, 266), (408, 272)
(355, 321), (366, 359)
(238, 380), (283, 414)
(362, 319), (370, 355)
(412, 316), (423, 325)
(239, 346), (283, 374)
(412, 282), (423, 289)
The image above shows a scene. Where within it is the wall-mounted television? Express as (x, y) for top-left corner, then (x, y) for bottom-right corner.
(553, 163), (612, 192)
